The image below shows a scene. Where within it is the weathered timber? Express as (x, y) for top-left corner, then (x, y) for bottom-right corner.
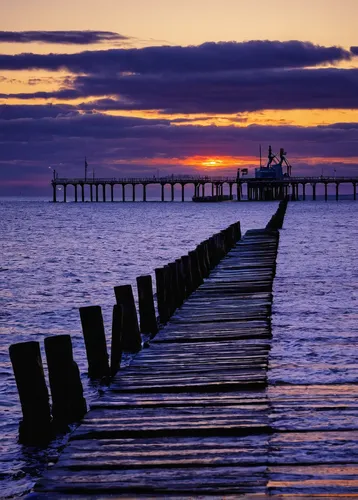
(79, 305), (110, 379)
(44, 335), (87, 424)
(114, 285), (142, 352)
(136, 275), (158, 338)
(110, 305), (123, 376)
(9, 341), (52, 444)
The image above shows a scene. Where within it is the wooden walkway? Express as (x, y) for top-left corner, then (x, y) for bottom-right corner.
(30, 226), (358, 498)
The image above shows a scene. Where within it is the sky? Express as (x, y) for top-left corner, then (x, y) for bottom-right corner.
(0, 0), (357, 195)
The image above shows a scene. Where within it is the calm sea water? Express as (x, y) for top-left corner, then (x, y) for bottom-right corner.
(1, 198), (357, 498)
(0, 197), (275, 499)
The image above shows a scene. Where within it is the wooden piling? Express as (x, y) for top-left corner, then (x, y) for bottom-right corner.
(44, 335), (87, 424)
(114, 285), (142, 352)
(168, 262), (180, 312)
(181, 254), (193, 298)
(110, 304), (123, 376)
(155, 267), (169, 324)
(136, 275), (158, 338)
(79, 305), (110, 379)
(9, 341), (52, 444)
(175, 259), (185, 305)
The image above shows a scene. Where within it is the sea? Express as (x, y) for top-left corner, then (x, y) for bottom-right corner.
(1, 196), (357, 498)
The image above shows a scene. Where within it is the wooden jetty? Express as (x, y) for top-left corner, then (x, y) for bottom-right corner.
(23, 200), (358, 498)
(51, 174), (358, 202)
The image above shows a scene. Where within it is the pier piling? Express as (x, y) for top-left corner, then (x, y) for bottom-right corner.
(110, 304), (123, 376)
(44, 335), (87, 424)
(114, 285), (142, 352)
(9, 341), (52, 444)
(136, 275), (158, 338)
(79, 305), (110, 379)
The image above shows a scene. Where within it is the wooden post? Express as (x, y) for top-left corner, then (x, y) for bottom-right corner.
(79, 305), (110, 379)
(181, 254), (193, 297)
(111, 304), (123, 376)
(164, 264), (175, 316)
(114, 285), (142, 352)
(175, 259), (185, 305)
(52, 183), (57, 203)
(155, 267), (169, 324)
(136, 275), (158, 338)
(81, 184), (85, 202)
(168, 262), (180, 311)
(161, 184), (165, 202)
(189, 250), (202, 290)
(9, 341), (52, 444)
(44, 335), (87, 424)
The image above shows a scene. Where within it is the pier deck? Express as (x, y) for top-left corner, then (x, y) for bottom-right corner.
(31, 228), (358, 498)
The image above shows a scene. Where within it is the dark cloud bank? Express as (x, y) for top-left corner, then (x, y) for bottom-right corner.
(0, 40), (352, 73)
(0, 30), (128, 45)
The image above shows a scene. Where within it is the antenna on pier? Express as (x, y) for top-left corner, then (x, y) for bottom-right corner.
(259, 145), (262, 168)
(85, 157), (88, 181)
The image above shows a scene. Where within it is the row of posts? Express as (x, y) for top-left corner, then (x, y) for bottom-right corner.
(266, 198), (289, 230)
(9, 221), (242, 445)
(53, 182), (241, 203)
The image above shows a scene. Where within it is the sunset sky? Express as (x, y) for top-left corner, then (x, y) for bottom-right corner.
(1, 0), (357, 195)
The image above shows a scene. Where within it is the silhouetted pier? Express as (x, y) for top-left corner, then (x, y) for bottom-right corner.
(52, 175), (358, 202)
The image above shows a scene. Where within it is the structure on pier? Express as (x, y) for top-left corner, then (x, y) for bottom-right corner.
(51, 148), (358, 202)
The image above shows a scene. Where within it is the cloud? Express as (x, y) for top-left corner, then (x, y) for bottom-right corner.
(5, 68), (358, 114)
(351, 46), (358, 55)
(0, 40), (352, 73)
(0, 104), (78, 120)
(0, 30), (128, 45)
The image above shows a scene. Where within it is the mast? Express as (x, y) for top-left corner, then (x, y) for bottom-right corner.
(259, 144), (262, 168)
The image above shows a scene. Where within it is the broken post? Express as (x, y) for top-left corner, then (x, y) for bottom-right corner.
(79, 305), (110, 379)
(114, 285), (142, 352)
(44, 335), (87, 425)
(9, 341), (52, 444)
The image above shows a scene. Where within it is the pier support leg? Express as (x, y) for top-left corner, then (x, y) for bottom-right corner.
(171, 184), (175, 201)
(312, 184), (316, 201)
(161, 184), (165, 202)
(111, 305), (123, 376)
(81, 184), (85, 202)
(114, 285), (141, 353)
(143, 184), (147, 202)
(79, 306), (110, 379)
(229, 184), (233, 200)
(52, 184), (57, 203)
(336, 183), (339, 201)
(122, 184), (125, 202)
(96, 185), (99, 202)
(90, 185), (93, 202)
(237, 183), (241, 201)
(354, 183), (357, 201)
(111, 185), (114, 202)
(74, 185), (78, 203)
(132, 184), (135, 202)
(212, 183), (214, 196)
(201, 184), (205, 197)
(181, 184), (185, 202)
(64, 185), (67, 203)
(324, 184), (328, 201)
(303, 184), (306, 200)
(102, 184), (106, 202)
(44, 335), (87, 424)
(9, 341), (52, 444)
(136, 275), (158, 338)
